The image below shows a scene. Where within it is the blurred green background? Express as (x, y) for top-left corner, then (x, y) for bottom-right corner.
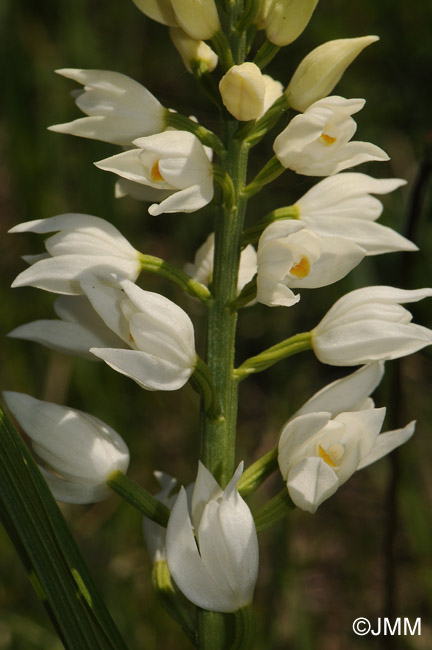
(1, 0), (431, 648)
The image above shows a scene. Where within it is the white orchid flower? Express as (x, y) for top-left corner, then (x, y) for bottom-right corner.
(256, 220), (366, 307)
(143, 472), (178, 563)
(3, 392), (129, 504)
(8, 295), (126, 360)
(278, 407), (415, 513)
(273, 96), (389, 176)
(48, 69), (166, 145)
(293, 173), (416, 255)
(95, 131), (214, 215)
(184, 233), (257, 295)
(166, 462), (259, 613)
(312, 286), (432, 365)
(10, 214), (141, 295)
(81, 277), (197, 391)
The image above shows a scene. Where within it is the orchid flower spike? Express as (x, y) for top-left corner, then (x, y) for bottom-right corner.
(278, 407), (415, 513)
(95, 130), (214, 215)
(293, 173), (416, 255)
(273, 96), (389, 176)
(166, 462), (259, 613)
(48, 69), (167, 145)
(256, 220), (365, 307)
(9, 214), (141, 295)
(312, 286), (432, 365)
(81, 277), (197, 391)
(3, 392), (129, 504)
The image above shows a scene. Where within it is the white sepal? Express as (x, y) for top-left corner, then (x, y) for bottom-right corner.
(10, 214), (141, 295)
(312, 286), (432, 365)
(295, 173), (416, 255)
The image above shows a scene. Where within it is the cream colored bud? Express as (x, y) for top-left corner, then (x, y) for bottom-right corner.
(132, 0), (178, 27)
(265, 0), (319, 46)
(286, 36), (379, 112)
(219, 63), (266, 121)
(169, 28), (218, 73)
(170, 0), (221, 40)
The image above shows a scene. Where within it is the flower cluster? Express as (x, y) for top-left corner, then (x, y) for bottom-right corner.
(4, 0), (431, 634)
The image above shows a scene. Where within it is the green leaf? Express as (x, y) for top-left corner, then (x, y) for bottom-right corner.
(0, 406), (129, 650)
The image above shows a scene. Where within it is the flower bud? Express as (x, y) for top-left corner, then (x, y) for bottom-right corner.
(170, 0), (220, 40)
(265, 0), (319, 47)
(219, 63), (266, 121)
(169, 27), (218, 74)
(286, 36), (379, 112)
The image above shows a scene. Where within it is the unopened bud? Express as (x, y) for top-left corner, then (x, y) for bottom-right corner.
(265, 0), (319, 47)
(219, 63), (266, 121)
(286, 35), (379, 112)
(170, 0), (221, 40)
(169, 28), (218, 74)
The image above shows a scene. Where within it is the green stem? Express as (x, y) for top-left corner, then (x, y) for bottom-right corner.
(234, 332), (312, 379)
(231, 606), (255, 650)
(107, 471), (170, 526)
(237, 448), (278, 497)
(254, 488), (296, 532)
(241, 156), (285, 198)
(201, 135), (250, 486)
(253, 41), (280, 69)
(139, 254), (211, 303)
(198, 610), (228, 650)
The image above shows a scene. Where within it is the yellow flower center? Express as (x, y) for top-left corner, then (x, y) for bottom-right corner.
(289, 255), (310, 279)
(151, 160), (164, 182)
(320, 133), (337, 146)
(318, 443), (344, 468)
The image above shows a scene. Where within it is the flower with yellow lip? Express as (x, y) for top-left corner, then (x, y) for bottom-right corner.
(278, 407), (415, 512)
(256, 220), (365, 307)
(95, 130), (214, 215)
(273, 95), (389, 176)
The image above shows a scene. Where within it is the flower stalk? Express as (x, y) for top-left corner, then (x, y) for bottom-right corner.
(234, 332), (312, 379)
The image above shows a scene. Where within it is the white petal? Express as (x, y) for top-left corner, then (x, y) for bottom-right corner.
(40, 469), (112, 504)
(313, 320), (432, 365)
(149, 180), (214, 215)
(287, 457), (339, 512)
(166, 487), (228, 611)
(191, 461), (223, 530)
(90, 348), (195, 391)
(358, 421), (416, 469)
(12, 255), (140, 295)
(295, 362), (384, 417)
(278, 412), (332, 478)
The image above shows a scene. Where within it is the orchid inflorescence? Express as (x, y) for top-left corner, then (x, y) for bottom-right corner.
(4, 0), (431, 646)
